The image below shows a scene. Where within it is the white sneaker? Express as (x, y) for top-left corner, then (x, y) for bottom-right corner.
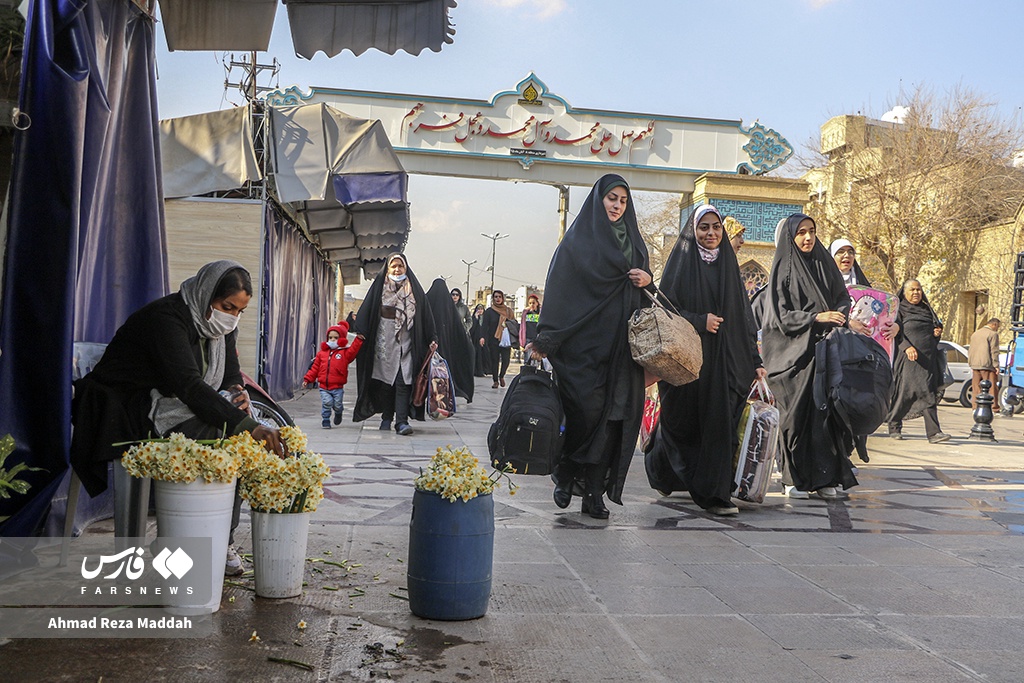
(814, 486), (840, 500)
(784, 485), (809, 499)
(225, 546), (244, 577)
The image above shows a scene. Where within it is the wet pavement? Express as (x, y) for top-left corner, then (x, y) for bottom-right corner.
(4, 371), (1024, 682)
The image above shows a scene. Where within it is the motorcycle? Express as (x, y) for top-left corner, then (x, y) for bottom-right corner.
(241, 370), (295, 428)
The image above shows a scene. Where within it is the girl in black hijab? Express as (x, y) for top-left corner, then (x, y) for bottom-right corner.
(352, 254), (437, 435)
(644, 206), (765, 516)
(470, 304), (488, 377)
(531, 174), (653, 519)
(762, 214), (857, 499)
(426, 278), (475, 404)
(886, 279), (951, 443)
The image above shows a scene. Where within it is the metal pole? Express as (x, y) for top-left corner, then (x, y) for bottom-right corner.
(480, 233), (508, 295)
(556, 185), (569, 241)
(461, 259), (477, 300)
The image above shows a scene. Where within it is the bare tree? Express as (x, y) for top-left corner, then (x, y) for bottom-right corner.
(805, 85), (1024, 325)
(633, 191), (682, 281)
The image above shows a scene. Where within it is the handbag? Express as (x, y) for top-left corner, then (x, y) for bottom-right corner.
(412, 341), (438, 407)
(733, 378), (780, 504)
(504, 319), (521, 349)
(628, 286), (703, 386)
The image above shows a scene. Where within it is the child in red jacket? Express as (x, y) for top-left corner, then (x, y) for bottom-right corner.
(302, 322), (363, 428)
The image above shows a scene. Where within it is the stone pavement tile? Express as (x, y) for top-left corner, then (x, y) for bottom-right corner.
(655, 543), (774, 565)
(844, 545), (975, 567)
(788, 649), (976, 682)
(494, 529), (561, 563)
(710, 583), (860, 616)
(789, 565), (923, 590)
(816, 586), (979, 617)
(745, 614), (915, 650)
(936, 650), (1024, 683)
(679, 563), (812, 588)
(565, 559), (700, 587)
(482, 614), (663, 683)
(644, 648), (824, 683)
(491, 575), (604, 615)
(617, 614), (776, 650)
(724, 530), (839, 547)
(588, 583), (729, 615)
(878, 616), (1024, 651)
(633, 528), (749, 547)
(753, 545), (877, 566)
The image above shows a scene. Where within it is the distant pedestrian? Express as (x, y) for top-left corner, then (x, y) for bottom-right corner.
(345, 310), (356, 327)
(427, 279), (475, 404)
(762, 214), (856, 499)
(969, 318), (1001, 409)
(480, 290), (515, 388)
(302, 322), (363, 429)
(450, 287), (473, 334)
(519, 294), (541, 357)
(887, 280), (951, 443)
(352, 253), (437, 436)
(725, 216), (745, 254)
(531, 173), (654, 519)
(470, 304), (488, 377)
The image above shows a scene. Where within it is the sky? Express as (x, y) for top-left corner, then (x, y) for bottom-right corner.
(153, 0), (1024, 299)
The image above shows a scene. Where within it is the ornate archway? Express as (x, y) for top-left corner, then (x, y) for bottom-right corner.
(740, 260), (769, 297)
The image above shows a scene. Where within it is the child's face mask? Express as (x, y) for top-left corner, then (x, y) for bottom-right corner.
(327, 340), (339, 350)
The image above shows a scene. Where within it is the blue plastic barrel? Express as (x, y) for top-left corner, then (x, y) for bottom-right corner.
(407, 490), (494, 620)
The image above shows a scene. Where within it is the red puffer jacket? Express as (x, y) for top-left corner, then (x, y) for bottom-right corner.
(303, 324), (363, 390)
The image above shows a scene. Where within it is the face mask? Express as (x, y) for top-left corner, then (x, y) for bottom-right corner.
(326, 340), (339, 350)
(388, 273), (407, 282)
(208, 306), (239, 336)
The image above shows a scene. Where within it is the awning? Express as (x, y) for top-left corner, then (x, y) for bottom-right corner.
(159, 106), (261, 199)
(157, 0), (457, 58)
(269, 102), (410, 280)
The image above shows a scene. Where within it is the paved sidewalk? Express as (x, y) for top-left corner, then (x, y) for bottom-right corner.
(5, 371), (1024, 682)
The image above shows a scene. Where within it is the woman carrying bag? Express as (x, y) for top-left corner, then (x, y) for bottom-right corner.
(644, 205), (765, 516)
(531, 174), (654, 519)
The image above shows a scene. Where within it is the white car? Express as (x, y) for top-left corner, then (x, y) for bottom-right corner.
(937, 340), (973, 407)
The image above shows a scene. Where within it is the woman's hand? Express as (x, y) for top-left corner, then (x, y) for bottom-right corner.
(882, 321), (900, 341)
(755, 367), (768, 381)
(251, 425), (289, 458)
(479, 338), (485, 347)
(933, 326), (943, 338)
(301, 381), (308, 389)
(848, 319), (868, 335)
(525, 342), (546, 360)
(628, 268), (652, 288)
(225, 384), (250, 413)
(906, 346), (918, 362)
(815, 311), (846, 325)
(706, 314), (724, 334)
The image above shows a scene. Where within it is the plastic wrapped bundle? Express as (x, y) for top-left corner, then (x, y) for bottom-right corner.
(733, 380), (780, 504)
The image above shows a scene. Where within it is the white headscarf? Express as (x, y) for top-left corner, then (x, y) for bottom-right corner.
(693, 205), (722, 264)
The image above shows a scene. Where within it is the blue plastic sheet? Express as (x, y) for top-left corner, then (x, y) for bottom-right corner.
(0, 0), (165, 535)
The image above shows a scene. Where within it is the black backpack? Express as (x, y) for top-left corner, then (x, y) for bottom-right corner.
(487, 364), (565, 475)
(813, 327), (894, 437)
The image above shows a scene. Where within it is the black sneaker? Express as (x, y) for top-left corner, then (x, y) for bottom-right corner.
(333, 411), (343, 425)
(928, 432), (951, 444)
(396, 423), (413, 436)
(890, 431), (904, 440)
(379, 419), (392, 431)
(321, 419), (331, 429)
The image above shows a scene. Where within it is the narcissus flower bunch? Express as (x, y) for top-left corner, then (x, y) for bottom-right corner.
(237, 426), (331, 513)
(120, 431), (241, 484)
(414, 445), (518, 503)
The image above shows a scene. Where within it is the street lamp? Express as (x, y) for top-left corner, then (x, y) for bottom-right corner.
(461, 258), (477, 300)
(481, 232), (508, 295)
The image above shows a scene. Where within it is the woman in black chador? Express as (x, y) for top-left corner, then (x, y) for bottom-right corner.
(886, 279), (951, 443)
(762, 214), (857, 499)
(425, 278), (475, 404)
(352, 254), (436, 436)
(531, 174), (653, 519)
(644, 206), (765, 516)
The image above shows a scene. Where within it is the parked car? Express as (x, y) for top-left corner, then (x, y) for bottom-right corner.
(938, 340), (973, 407)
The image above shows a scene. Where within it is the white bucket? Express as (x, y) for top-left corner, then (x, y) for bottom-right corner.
(154, 479), (236, 614)
(251, 510), (310, 598)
